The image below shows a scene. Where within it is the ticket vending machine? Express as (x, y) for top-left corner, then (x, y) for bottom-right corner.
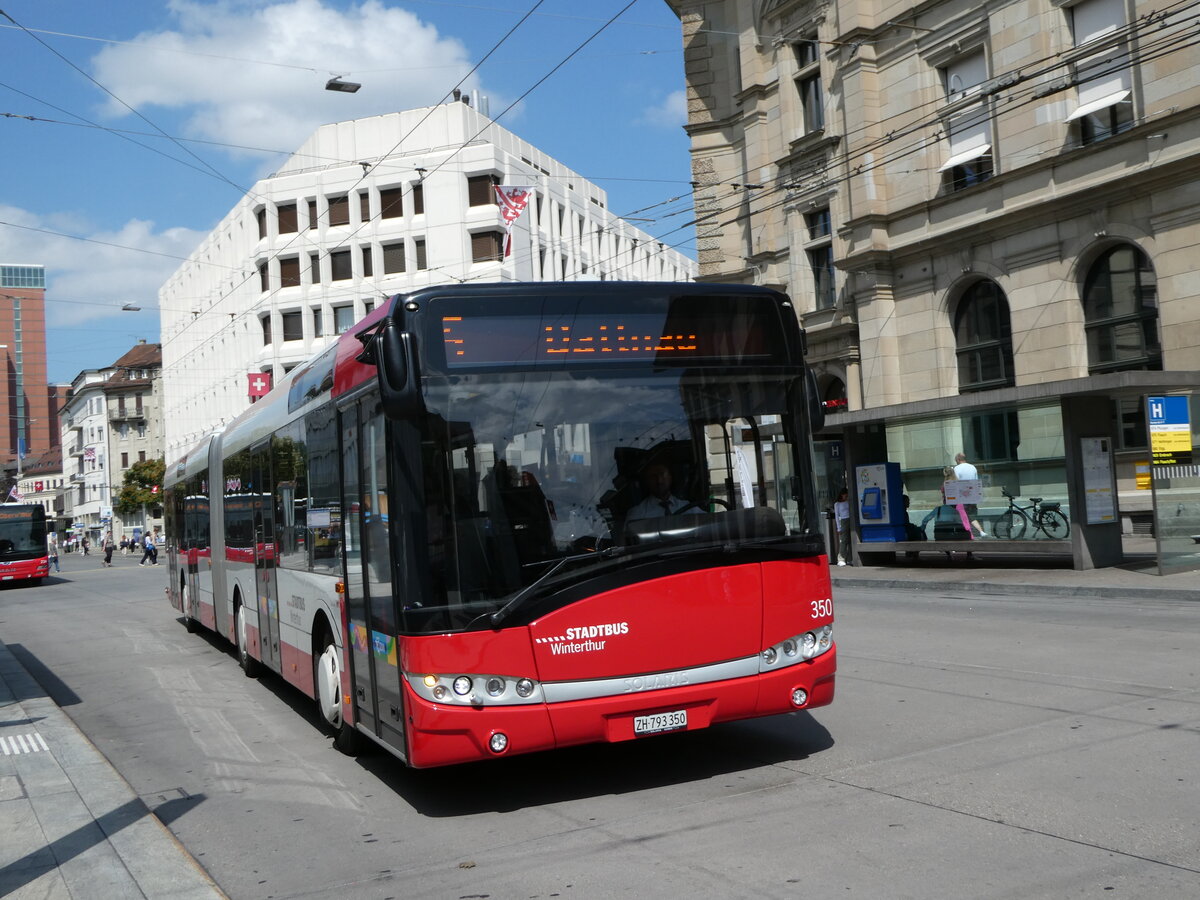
(855, 462), (906, 542)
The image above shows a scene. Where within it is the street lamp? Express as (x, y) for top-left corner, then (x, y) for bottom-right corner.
(325, 76), (361, 93)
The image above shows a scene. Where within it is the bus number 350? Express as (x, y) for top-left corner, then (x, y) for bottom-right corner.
(811, 598), (833, 618)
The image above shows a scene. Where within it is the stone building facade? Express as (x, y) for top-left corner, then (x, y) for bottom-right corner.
(667, 0), (1200, 560)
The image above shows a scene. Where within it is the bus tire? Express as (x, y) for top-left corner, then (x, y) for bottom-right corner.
(235, 597), (260, 678)
(181, 581), (197, 633)
(314, 629), (362, 755)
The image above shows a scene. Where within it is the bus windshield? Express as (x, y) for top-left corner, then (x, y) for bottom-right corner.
(414, 365), (819, 632)
(0, 506), (48, 560)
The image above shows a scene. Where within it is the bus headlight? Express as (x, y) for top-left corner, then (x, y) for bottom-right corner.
(407, 673), (543, 705)
(759, 626), (834, 672)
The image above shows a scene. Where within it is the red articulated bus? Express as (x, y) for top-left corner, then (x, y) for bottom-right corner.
(0, 504), (50, 585)
(165, 283), (836, 768)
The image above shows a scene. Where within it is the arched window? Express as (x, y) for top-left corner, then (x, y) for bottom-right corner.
(1083, 245), (1161, 373)
(954, 280), (1014, 392)
(821, 376), (847, 413)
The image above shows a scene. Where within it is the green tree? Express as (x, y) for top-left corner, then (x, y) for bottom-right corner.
(115, 457), (166, 518)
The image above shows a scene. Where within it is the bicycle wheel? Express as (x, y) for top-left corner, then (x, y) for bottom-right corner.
(1039, 508), (1070, 539)
(993, 509), (1028, 540)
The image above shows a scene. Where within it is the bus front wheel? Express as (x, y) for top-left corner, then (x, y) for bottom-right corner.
(235, 600), (259, 678)
(314, 631), (362, 755)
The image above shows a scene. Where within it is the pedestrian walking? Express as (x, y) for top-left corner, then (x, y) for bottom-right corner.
(102, 531), (115, 567)
(139, 532), (158, 566)
(833, 488), (851, 566)
(81, 536), (90, 556)
(47, 537), (59, 573)
(952, 451), (987, 538)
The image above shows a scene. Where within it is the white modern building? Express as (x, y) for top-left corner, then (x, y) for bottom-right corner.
(60, 370), (110, 541)
(161, 101), (697, 461)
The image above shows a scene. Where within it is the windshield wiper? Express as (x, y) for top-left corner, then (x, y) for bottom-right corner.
(486, 546), (625, 629)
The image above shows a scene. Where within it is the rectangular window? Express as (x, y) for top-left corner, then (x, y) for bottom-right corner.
(277, 203), (298, 234)
(135, 392), (143, 413)
(414, 238), (427, 270)
(467, 174), (499, 207)
(359, 191), (370, 223)
(380, 187), (404, 218)
(361, 245), (373, 278)
(383, 242), (405, 274)
(310, 252), (321, 284)
(333, 305), (355, 335)
(137, 423), (146, 438)
(313, 308), (323, 338)
(279, 256), (300, 288)
(808, 246), (836, 310)
(307, 199), (318, 230)
(1068, 0), (1133, 144)
(262, 314), (272, 345)
(412, 182), (424, 215)
(258, 260), (269, 292)
(121, 452), (128, 469)
(330, 249), (352, 281)
(471, 231), (503, 263)
(139, 450), (146, 463)
(794, 38), (824, 134)
(281, 311), (303, 342)
(256, 208), (267, 239)
(327, 195), (349, 227)
(805, 208), (831, 240)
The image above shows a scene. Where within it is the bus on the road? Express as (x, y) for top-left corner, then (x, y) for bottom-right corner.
(165, 282), (836, 768)
(0, 504), (50, 585)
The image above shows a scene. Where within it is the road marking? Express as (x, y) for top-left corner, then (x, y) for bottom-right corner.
(0, 733), (49, 754)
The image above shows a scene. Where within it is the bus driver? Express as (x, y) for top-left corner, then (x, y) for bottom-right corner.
(626, 463), (692, 522)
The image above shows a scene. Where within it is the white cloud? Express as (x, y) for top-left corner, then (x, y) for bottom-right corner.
(638, 89), (687, 129)
(0, 205), (206, 326)
(91, 0), (484, 156)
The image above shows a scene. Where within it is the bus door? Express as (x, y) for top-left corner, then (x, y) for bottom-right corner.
(341, 397), (405, 752)
(250, 441), (282, 672)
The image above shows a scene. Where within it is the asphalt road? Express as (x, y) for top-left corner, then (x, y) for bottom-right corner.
(1, 552), (1198, 899)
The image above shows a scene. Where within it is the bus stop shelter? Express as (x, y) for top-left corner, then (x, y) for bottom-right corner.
(821, 371), (1200, 574)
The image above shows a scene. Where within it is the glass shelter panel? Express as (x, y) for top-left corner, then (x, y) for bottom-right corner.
(885, 403), (1070, 540)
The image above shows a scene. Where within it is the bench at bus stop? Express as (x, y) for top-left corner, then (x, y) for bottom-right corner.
(854, 538), (1073, 565)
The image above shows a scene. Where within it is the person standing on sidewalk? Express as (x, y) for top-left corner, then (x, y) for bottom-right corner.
(102, 531), (115, 567)
(47, 537), (59, 573)
(952, 452), (987, 538)
(833, 489), (851, 566)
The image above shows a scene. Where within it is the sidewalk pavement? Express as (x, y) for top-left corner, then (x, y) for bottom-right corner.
(832, 550), (1200, 601)
(0, 639), (225, 899)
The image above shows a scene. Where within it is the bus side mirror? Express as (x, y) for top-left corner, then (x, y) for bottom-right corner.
(376, 322), (423, 419)
(806, 367), (825, 433)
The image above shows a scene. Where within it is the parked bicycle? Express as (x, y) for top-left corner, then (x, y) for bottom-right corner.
(992, 488), (1071, 540)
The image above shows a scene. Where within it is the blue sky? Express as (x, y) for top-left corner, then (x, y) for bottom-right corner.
(0, 0), (695, 383)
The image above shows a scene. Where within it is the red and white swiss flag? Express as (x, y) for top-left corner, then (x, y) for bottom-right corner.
(247, 371), (272, 398)
(495, 185), (532, 258)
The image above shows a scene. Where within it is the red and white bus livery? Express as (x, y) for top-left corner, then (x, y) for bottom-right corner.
(0, 504), (50, 584)
(165, 282), (835, 768)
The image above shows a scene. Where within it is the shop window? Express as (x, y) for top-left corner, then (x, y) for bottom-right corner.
(1083, 245), (1161, 373)
(954, 280), (1014, 392)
